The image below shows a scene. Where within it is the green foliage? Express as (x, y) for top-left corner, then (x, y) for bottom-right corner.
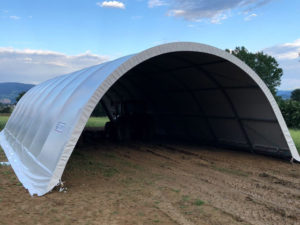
(16, 91), (26, 103)
(194, 199), (205, 206)
(289, 129), (300, 150)
(0, 106), (12, 114)
(86, 117), (109, 127)
(291, 89), (300, 102)
(91, 102), (107, 117)
(226, 46), (283, 95)
(0, 102), (13, 114)
(0, 116), (9, 130)
(278, 99), (300, 129)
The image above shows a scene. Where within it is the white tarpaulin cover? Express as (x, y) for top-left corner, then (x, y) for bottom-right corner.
(0, 42), (299, 196)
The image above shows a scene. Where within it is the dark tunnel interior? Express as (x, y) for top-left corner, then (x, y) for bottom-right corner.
(92, 51), (291, 158)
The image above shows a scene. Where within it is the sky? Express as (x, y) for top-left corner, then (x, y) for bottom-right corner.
(0, 0), (299, 89)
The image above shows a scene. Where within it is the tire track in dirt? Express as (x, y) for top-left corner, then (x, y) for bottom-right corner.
(137, 144), (300, 225)
(153, 191), (198, 225)
(1, 142), (300, 225)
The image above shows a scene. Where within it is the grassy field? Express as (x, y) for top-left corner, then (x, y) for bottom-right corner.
(0, 115), (299, 151)
(290, 129), (300, 151)
(86, 116), (109, 127)
(0, 115), (9, 131)
(0, 115), (109, 131)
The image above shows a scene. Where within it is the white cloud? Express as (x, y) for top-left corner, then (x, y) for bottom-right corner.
(0, 47), (110, 84)
(148, 0), (167, 8)
(97, 1), (125, 9)
(264, 39), (300, 89)
(9, 15), (20, 20)
(159, 0), (273, 23)
(264, 39), (300, 60)
(244, 13), (257, 21)
(210, 13), (228, 24)
(241, 0), (272, 14)
(167, 9), (186, 17)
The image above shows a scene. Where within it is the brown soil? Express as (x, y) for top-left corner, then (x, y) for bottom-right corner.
(1, 141), (300, 225)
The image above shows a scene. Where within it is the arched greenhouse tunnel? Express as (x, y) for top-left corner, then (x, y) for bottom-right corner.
(1, 42), (298, 196)
(96, 51), (289, 158)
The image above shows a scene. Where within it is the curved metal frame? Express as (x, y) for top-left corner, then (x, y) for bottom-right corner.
(0, 42), (298, 196)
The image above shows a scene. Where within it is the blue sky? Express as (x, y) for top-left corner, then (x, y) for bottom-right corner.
(0, 0), (299, 89)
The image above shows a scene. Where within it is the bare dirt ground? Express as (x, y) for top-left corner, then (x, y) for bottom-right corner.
(1, 140), (300, 225)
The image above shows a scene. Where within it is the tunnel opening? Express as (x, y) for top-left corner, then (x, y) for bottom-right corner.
(80, 51), (290, 158)
(2, 42), (298, 196)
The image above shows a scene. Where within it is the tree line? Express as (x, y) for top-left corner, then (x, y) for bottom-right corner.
(277, 91), (300, 128)
(229, 47), (300, 128)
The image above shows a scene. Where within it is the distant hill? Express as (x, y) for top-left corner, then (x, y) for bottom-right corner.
(277, 90), (292, 100)
(0, 82), (34, 104)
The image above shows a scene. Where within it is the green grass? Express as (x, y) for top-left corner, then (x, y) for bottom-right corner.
(194, 199), (205, 206)
(0, 115), (9, 131)
(85, 117), (109, 128)
(290, 129), (300, 151)
(0, 115), (109, 131)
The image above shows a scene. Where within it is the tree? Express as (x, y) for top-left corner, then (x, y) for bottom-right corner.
(291, 89), (300, 102)
(277, 98), (300, 128)
(16, 91), (26, 103)
(0, 106), (11, 113)
(226, 47), (283, 96)
(91, 102), (107, 117)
